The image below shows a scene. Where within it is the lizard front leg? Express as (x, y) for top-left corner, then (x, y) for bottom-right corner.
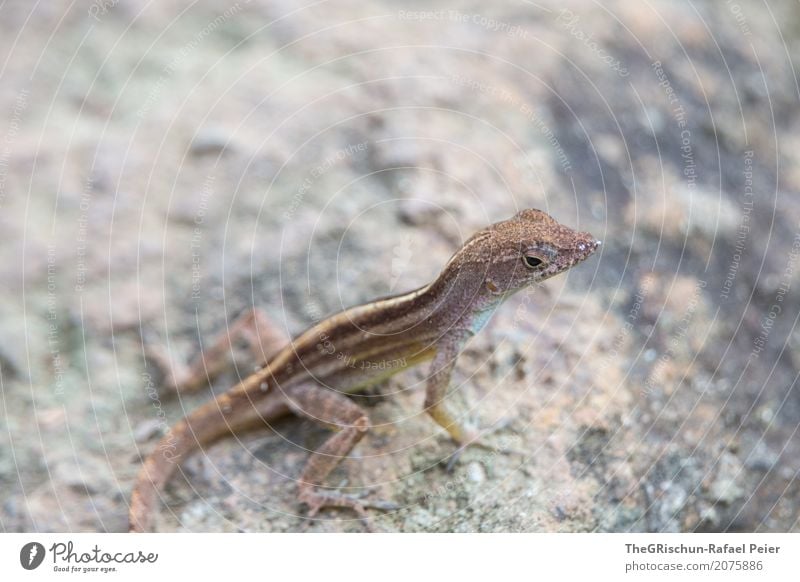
(424, 330), (517, 468)
(286, 383), (398, 524)
(423, 330), (478, 445)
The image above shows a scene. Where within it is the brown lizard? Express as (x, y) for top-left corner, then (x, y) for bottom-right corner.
(129, 208), (600, 531)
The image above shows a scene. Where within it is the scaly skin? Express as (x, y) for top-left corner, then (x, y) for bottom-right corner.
(129, 208), (600, 531)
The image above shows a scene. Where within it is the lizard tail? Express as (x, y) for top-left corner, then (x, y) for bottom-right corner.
(128, 386), (289, 532)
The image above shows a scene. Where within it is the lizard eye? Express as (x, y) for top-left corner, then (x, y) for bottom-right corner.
(523, 254), (546, 269)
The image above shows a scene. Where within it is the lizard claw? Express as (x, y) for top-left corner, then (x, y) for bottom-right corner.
(361, 498), (401, 511)
(444, 418), (526, 472)
(299, 488), (398, 531)
(349, 486), (402, 510)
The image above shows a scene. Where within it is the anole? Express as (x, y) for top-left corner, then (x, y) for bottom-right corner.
(129, 209), (600, 531)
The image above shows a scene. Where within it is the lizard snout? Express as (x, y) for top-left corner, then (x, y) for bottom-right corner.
(574, 234), (601, 260)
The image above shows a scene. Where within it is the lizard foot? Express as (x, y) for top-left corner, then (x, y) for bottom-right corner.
(140, 332), (192, 393)
(299, 488), (399, 531)
(444, 418), (526, 472)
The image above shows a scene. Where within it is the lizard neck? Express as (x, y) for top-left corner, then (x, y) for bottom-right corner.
(424, 256), (508, 333)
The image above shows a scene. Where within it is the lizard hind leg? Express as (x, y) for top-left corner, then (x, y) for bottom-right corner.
(144, 307), (288, 394)
(287, 384), (398, 526)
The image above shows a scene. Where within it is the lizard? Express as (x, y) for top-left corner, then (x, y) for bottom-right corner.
(128, 208), (600, 532)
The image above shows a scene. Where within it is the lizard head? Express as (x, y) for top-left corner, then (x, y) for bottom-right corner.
(447, 208), (600, 300)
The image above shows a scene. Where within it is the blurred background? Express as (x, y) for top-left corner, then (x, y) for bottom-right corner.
(1, 0), (799, 532)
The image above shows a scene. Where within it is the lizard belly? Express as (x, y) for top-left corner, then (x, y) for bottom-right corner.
(318, 342), (436, 394)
